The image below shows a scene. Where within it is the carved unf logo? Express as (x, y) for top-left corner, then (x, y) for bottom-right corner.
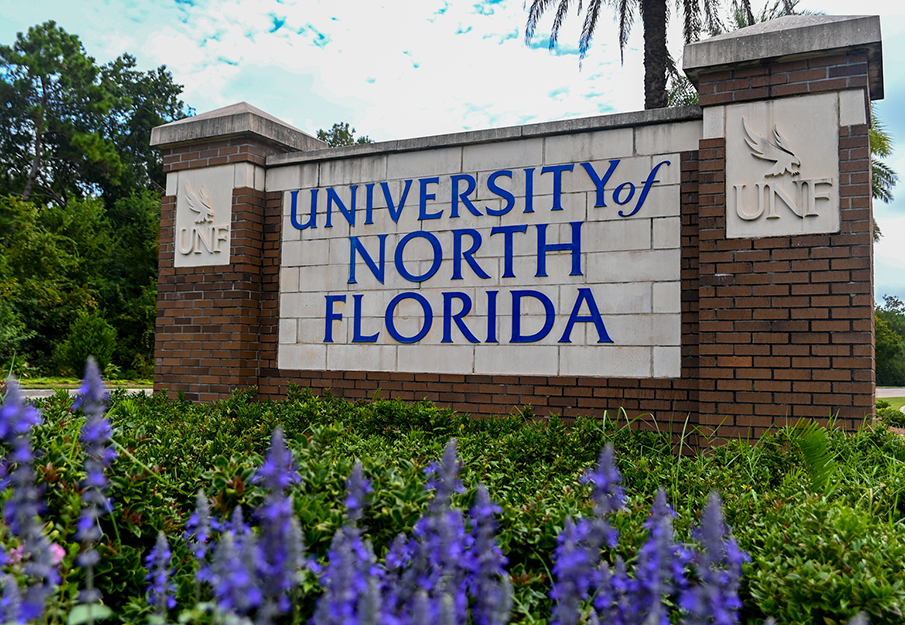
(178, 181), (230, 255)
(731, 118), (833, 222)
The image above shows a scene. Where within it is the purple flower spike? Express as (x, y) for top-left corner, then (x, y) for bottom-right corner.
(145, 531), (176, 616)
(679, 492), (749, 625)
(0, 573), (22, 624)
(550, 516), (596, 625)
(254, 429), (305, 623)
(185, 490), (212, 563)
(253, 427), (300, 496)
(469, 485), (511, 625)
(425, 440), (464, 509)
(72, 357), (108, 416)
(209, 527), (262, 617)
(581, 443), (625, 518)
(628, 488), (688, 625)
(0, 379), (58, 620)
(344, 461), (371, 526)
(75, 358), (117, 571)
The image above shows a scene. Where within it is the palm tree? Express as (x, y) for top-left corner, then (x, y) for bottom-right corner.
(525, 0), (737, 109)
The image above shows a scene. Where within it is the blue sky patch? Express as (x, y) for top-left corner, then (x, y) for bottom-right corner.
(527, 36), (581, 56)
(269, 14), (287, 33)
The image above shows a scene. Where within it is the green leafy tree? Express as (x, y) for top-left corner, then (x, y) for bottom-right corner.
(0, 21), (190, 206)
(876, 296), (905, 386)
(0, 21), (119, 205)
(316, 122), (374, 148)
(525, 0), (729, 109)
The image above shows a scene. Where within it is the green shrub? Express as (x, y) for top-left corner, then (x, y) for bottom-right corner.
(54, 310), (117, 376)
(745, 496), (905, 624)
(21, 388), (905, 623)
(877, 399), (905, 428)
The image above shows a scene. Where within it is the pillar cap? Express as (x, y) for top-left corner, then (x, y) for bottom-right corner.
(150, 102), (325, 151)
(683, 15), (883, 100)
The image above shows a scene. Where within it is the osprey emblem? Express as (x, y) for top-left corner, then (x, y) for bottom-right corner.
(743, 118), (801, 178)
(185, 181), (215, 224)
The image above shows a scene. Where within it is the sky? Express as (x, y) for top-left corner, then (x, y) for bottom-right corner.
(1, 0), (903, 303)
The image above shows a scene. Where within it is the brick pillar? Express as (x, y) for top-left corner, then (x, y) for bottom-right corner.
(684, 15), (882, 435)
(150, 103), (324, 400)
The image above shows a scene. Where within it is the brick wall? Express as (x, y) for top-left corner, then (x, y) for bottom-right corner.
(696, 51), (872, 105)
(154, 181), (269, 401)
(161, 137), (282, 173)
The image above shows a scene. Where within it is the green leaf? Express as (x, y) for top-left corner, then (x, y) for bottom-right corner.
(67, 604), (113, 625)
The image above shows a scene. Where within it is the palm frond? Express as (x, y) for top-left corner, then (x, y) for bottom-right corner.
(794, 420), (837, 494)
(525, 0), (559, 43)
(579, 0), (604, 60)
(551, 0), (573, 49)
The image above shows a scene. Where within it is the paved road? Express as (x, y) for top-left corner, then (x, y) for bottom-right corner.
(878, 388), (905, 398)
(19, 388), (152, 400)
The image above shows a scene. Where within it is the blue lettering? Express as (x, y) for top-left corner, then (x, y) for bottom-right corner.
(524, 168), (535, 213)
(349, 234), (387, 284)
(559, 288), (612, 343)
(486, 290), (498, 343)
(290, 189), (317, 230)
(324, 295), (346, 342)
(352, 293), (379, 342)
(511, 290), (555, 343)
(419, 177), (442, 220)
(394, 231), (442, 282)
(442, 292), (479, 343)
(382, 180), (413, 222)
(451, 174), (482, 217)
(386, 292), (433, 343)
(486, 170), (515, 216)
(452, 229), (490, 280)
(581, 160), (620, 207)
(540, 164), (574, 210)
(490, 224), (527, 278)
(326, 185), (356, 227)
(613, 182), (635, 206)
(536, 222), (582, 277)
(621, 160), (670, 217)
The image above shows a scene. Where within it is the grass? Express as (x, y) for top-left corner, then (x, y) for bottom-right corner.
(15, 376), (153, 388)
(881, 396), (905, 412)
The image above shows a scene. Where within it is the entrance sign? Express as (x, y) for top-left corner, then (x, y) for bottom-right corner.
(277, 137), (686, 377)
(150, 16), (882, 436)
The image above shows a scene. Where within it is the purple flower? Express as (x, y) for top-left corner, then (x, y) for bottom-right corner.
(627, 488), (689, 625)
(344, 461), (371, 526)
(468, 485), (511, 625)
(424, 440), (464, 510)
(254, 429), (305, 623)
(550, 516), (598, 625)
(593, 558), (629, 625)
(74, 358), (117, 569)
(582, 443), (625, 519)
(313, 461), (386, 625)
(185, 490), (212, 564)
(253, 427), (300, 496)
(208, 508), (262, 617)
(312, 526), (384, 625)
(679, 492), (749, 625)
(0, 573), (22, 624)
(0, 380), (58, 620)
(145, 531), (176, 615)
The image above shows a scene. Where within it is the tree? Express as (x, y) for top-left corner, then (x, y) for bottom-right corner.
(0, 21), (118, 205)
(0, 21), (190, 207)
(316, 122), (374, 148)
(525, 0), (731, 109)
(876, 296), (905, 386)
